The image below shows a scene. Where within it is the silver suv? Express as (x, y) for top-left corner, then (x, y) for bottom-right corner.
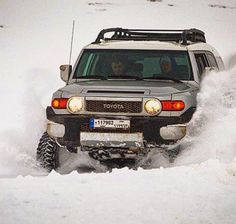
(37, 28), (224, 171)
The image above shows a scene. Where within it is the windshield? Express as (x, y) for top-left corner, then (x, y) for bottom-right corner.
(73, 49), (193, 80)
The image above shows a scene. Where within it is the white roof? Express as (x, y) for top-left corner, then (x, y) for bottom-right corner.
(187, 42), (221, 57)
(85, 40), (219, 55)
(85, 40), (187, 51)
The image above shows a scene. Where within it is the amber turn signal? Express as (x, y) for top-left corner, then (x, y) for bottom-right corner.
(161, 100), (185, 111)
(51, 98), (68, 109)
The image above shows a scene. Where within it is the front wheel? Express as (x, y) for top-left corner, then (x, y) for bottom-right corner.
(36, 132), (59, 172)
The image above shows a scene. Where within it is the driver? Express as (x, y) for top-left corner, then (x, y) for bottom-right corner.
(160, 55), (173, 75)
(111, 56), (127, 76)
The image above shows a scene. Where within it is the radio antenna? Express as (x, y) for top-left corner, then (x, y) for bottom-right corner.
(69, 20), (75, 65)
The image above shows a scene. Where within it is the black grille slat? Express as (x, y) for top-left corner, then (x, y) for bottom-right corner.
(86, 100), (142, 113)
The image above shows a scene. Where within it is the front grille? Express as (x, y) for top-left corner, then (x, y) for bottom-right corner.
(86, 100), (142, 113)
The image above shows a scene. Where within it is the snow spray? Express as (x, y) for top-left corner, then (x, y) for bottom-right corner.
(175, 65), (236, 165)
(0, 70), (60, 177)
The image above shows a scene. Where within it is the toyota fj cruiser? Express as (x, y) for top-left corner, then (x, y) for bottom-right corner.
(37, 28), (224, 171)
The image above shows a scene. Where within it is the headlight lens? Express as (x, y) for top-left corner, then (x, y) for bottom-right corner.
(67, 97), (83, 113)
(144, 99), (162, 115)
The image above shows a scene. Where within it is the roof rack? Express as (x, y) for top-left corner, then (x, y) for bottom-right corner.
(93, 28), (206, 45)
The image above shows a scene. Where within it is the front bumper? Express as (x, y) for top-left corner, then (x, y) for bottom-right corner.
(46, 106), (195, 148)
(80, 132), (144, 148)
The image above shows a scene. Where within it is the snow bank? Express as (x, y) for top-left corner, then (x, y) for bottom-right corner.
(1, 161), (236, 224)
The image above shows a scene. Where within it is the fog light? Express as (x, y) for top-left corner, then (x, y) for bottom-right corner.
(160, 124), (186, 140)
(47, 122), (65, 138)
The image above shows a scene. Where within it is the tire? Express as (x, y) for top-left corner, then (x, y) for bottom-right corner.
(36, 132), (59, 172)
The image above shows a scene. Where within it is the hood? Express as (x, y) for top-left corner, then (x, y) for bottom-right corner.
(59, 80), (194, 97)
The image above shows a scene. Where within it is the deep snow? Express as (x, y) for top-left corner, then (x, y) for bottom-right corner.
(1, 0), (236, 223)
(1, 162), (236, 224)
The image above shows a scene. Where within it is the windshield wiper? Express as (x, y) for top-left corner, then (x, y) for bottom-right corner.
(76, 75), (107, 80)
(107, 75), (142, 80)
(144, 76), (183, 83)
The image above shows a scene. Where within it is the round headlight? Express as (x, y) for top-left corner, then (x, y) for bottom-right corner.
(144, 99), (162, 115)
(67, 97), (83, 113)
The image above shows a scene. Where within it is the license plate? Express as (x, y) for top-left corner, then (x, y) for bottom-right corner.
(89, 118), (130, 130)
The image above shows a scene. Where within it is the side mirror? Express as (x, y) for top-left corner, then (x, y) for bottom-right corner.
(60, 65), (72, 82)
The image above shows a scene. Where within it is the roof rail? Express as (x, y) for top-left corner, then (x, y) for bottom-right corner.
(93, 28), (206, 45)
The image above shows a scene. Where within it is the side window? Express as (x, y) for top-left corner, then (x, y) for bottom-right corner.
(194, 53), (209, 75)
(206, 53), (218, 69)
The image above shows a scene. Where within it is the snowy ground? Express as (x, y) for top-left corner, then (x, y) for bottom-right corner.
(1, 0), (236, 223)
